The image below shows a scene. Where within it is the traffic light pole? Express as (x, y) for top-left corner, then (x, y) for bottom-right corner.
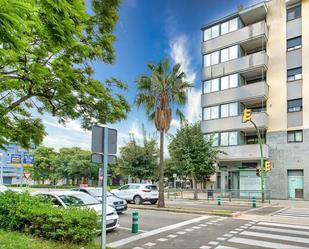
(250, 120), (265, 203)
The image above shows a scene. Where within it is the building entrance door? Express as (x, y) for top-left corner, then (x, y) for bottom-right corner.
(288, 170), (304, 199)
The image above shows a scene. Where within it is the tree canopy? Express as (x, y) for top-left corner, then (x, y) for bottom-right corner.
(0, 0), (130, 149)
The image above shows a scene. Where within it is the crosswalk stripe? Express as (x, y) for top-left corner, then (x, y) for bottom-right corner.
(250, 225), (309, 236)
(258, 222), (309, 230)
(241, 231), (309, 244)
(229, 237), (307, 249)
(215, 246), (238, 249)
(273, 208), (309, 218)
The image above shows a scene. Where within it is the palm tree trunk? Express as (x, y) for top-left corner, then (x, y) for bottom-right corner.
(158, 131), (165, 207)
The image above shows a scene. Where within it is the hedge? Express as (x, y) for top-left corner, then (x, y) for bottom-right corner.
(0, 191), (99, 243)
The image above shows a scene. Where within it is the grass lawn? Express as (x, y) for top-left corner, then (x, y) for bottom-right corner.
(0, 230), (103, 249)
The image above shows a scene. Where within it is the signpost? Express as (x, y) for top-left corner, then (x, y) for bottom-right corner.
(91, 125), (117, 249)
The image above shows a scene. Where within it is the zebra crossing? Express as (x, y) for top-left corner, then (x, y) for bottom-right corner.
(272, 208), (309, 219)
(214, 221), (309, 249)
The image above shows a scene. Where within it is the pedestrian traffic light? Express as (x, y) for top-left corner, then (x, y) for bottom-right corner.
(242, 108), (252, 123)
(256, 166), (260, 177)
(265, 161), (272, 172)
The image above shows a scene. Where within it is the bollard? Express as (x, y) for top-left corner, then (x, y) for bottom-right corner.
(217, 195), (221, 206)
(252, 196), (256, 208)
(132, 210), (139, 233)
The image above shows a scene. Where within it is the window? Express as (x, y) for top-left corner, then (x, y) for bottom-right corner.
(203, 78), (219, 93)
(204, 24), (220, 41)
(221, 74), (238, 90)
(220, 132), (229, 146)
(220, 131), (238, 146)
(220, 45), (238, 62)
(220, 102), (238, 118)
(204, 133), (219, 146)
(287, 36), (301, 51)
(204, 51), (220, 67)
(288, 98), (302, 112)
(287, 5), (301, 21)
(229, 132), (238, 145)
(287, 67), (302, 81)
(203, 106), (219, 120)
(287, 130), (303, 143)
(220, 18), (238, 35)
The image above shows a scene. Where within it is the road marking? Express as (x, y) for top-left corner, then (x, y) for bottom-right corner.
(185, 228), (194, 232)
(144, 242), (156, 247)
(192, 226), (201, 229)
(132, 247), (144, 249)
(229, 231), (238, 234)
(177, 231), (186, 234)
(167, 234), (177, 238)
(258, 222), (309, 230)
(118, 226), (148, 233)
(215, 246), (238, 249)
(157, 238), (168, 242)
(250, 225), (309, 236)
(217, 237), (227, 241)
(235, 228), (243, 231)
(241, 231), (309, 244)
(200, 246), (211, 249)
(229, 237), (307, 249)
(199, 224), (207, 227)
(240, 226), (247, 228)
(208, 241), (219, 245)
(212, 220), (218, 223)
(108, 215), (211, 248)
(223, 234), (233, 237)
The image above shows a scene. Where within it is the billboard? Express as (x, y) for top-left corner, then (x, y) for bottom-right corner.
(23, 154), (34, 167)
(11, 154), (22, 166)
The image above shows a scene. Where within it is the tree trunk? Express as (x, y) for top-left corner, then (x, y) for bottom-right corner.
(157, 131), (165, 208)
(193, 178), (198, 200)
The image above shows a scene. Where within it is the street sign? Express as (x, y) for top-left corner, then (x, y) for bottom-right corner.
(173, 173), (177, 178)
(24, 172), (31, 179)
(91, 125), (117, 155)
(11, 154), (22, 166)
(91, 153), (117, 164)
(23, 154), (34, 167)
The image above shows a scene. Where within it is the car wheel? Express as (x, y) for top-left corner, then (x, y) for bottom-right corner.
(133, 195), (142, 205)
(150, 200), (157, 205)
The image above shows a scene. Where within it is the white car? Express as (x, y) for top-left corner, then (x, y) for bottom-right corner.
(34, 191), (119, 231)
(0, 185), (8, 193)
(111, 184), (159, 205)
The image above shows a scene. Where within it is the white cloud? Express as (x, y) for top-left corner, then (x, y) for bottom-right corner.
(170, 119), (180, 129)
(185, 88), (201, 123)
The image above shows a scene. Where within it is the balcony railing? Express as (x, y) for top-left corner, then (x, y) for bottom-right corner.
(218, 144), (269, 161)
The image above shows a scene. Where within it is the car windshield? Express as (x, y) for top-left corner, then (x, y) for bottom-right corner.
(146, 185), (158, 191)
(59, 193), (100, 207)
(87, 188), (113, 197)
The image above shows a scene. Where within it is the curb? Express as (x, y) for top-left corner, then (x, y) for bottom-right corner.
(127, 204), (237, 217)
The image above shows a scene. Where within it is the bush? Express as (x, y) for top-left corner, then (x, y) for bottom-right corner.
(0, 191), (99, 243)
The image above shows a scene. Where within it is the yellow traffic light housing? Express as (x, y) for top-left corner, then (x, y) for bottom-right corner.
(265, 161), (272, 172)
(242, 108), (252, 123)
(256, 166), (260, 177)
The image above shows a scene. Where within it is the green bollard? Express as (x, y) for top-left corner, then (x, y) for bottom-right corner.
(217, 195), (221, 206)
(132, 211), (139, 233)
(252, 196), (256, 208)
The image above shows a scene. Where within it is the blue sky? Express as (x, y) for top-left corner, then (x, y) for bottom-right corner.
(42, 0), (260, 152)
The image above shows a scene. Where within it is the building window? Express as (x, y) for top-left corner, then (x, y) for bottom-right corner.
(204, 133), (219, 147)
(220, 45), (238, 63)
(287, 130), (303, 143)
(221, 18), (238, 35)
(204, 51), (219, 67)
(287, 67), (302, 81)
(204, 24), (220, 41)
(203, 106), (219, 120)
(220, 131), (238, 146)
(221, 73), (238, 90)
(287, 98), (302, 112)
(220, 102), (238, 118)
(287, 5), (301, 21)
(287, 36), (301, 51)
(203, 78), (219, 93)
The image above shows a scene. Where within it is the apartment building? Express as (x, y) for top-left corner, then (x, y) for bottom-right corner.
(201, 0), (309, 200)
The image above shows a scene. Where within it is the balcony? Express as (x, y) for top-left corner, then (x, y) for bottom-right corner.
(201, 112), (268, 134)
(218, 144), (269, 161)
(202, 20), (268, 54)
(202, 81), (268, 107)
(202, 51), (268, 80)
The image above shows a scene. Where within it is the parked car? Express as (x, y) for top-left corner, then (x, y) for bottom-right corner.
(111, 183), (158, 205)
(71, 187), (127, 213)
(0, 184), (8, 193)
(34, 191), (119, 231)
(0, 185), (23, 193)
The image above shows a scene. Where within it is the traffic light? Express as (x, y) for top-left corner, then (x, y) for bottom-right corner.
(265, 161), (272, 172)
(242, 108), (252, 123)
(256, 166), (260, 177)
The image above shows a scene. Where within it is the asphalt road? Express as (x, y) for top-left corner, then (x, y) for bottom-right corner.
(106, 208), (309, 249)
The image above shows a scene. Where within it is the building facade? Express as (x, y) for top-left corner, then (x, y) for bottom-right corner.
(201, 0), (309, 200)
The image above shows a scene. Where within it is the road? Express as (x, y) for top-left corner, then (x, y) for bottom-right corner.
(106, 208), (309, 249)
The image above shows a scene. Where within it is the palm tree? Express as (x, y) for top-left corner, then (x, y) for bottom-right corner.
(136, 58), (192, 207)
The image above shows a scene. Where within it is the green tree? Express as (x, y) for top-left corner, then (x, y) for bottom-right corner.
(168, 122), (220, 199)
(31, 146), (59, 184)
(118, 139), (159, 182)
(0, 0), (130, 149)
(136, 58), (192, 207)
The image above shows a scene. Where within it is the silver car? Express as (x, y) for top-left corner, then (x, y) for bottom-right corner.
(71, 187), (127, 213)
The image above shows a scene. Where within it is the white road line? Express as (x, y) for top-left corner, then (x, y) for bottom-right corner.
(177, 231), (186, 234)
(200, 246), (211, 249)
(241, 231), (309, 244)
(223, 234), (233, 237)
(132, 247), (144, 249)
(157, 238), (168, 242)
(108, 215), (210, 248)
(192, 226), (201, 229)
(199, 224), (207, 227)
(240, 226), (248, 229)
(212, 220), (218, 223)
(229, 237), (307, 249)
(235, 228), (243, 231)
(144, 242), (156, 247)
(250, 225), (309, 236)
(118, 226), (148, 233)
(217, 237), (227, 241)
(167, 234), (177, 238)
(258, 222), (309, 230)
(229, 231), (238, 234)
(215, 246), (238, 249)
(185, 228), (194, 232)
(208, 241), (219, 245)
